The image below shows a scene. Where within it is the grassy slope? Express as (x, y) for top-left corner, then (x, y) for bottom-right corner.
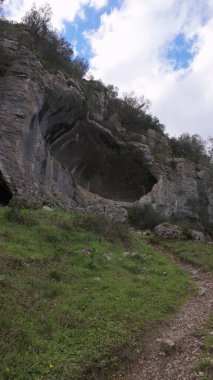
(196, 316), (213, 380)
(159, 240), (213, 272)
(0, 208), (193, 380)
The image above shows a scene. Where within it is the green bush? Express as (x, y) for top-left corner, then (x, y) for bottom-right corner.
(170, 133), (210, 165)
(21, 4), (88, 79)
(57, 212), (131, 246)
(80, 213), (131, 245)
(5, 197), (37, 225)
(128, 203), (166, 230)
(107, 91), (165, 135)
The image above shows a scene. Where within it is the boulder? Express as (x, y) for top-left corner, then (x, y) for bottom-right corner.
(154, 223), (185, 239)
(189, 230), (206, 242)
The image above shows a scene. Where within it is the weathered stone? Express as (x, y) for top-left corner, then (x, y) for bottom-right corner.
(43, 206), (54, 212)
(154, 223), (185, 239)
(189, 230), (206, 242)
(140, 158), (199, 219)
(198, 287), (206, 296)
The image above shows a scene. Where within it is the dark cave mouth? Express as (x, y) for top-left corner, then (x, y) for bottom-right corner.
(44, 119), (158, 203)
(72, 156), (157, 202)
(0, 172), (13, 205)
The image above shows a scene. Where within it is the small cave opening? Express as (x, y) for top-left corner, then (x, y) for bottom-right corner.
(42, 117), (158, 202)
(0, 172), (13, 205)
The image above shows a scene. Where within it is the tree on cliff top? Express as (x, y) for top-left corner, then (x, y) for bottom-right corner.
(22, 3), (52, 42)
(170, 133), (212, 166)
(22, 3), (88, 78)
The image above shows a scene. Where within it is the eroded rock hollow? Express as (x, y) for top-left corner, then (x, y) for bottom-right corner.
(39, 88), (158, 202)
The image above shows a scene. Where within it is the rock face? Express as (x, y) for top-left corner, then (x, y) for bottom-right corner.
(0, 29), (157, 218)
(0, 32), (78, 209)
(140, 158), (200, 218)
(0, 26), (213, 222)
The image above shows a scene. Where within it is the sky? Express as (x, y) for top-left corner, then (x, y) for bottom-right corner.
(3, 0), (213, 139)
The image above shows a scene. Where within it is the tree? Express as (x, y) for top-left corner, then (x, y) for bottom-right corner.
(106, 90), (164, 134)
(170, 133), (209, 165)
(22, 3), (52, 42)
(106, 84), (119, 99)
(21, 3), (88, 78)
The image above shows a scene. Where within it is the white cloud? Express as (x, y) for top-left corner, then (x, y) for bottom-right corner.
(4, 0), (108, 30)
(87, 0), (213, 138)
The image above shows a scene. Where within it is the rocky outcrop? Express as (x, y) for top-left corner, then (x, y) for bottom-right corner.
(0, 32), (78, 209)
(140, 158), (200, 218)
(0, 26), (213, 223)
(189, 230), (206, 242)
(0, 29), (158, 219)
(154, 223), (185, 239)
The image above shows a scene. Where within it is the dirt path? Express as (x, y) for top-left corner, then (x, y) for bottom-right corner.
(121, 257), (213, 380)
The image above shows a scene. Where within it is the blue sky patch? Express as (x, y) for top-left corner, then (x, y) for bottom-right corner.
(64, 0), (122, 61)
(166, 33), (198, 70)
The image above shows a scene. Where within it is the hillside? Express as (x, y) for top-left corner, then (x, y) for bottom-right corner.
(0, 19), (213, 231)
(0, 206), (193, 379)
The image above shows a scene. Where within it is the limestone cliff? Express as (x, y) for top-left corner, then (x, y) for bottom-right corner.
(0, 25), (212, 223)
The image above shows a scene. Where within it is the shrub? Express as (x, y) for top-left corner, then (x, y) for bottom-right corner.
(54, 212), (131, 246)
(128, 203), (166, 230)
(149, 235), (160, 245)
(49, 269), (63, 282)
(21, 4), (88, 79)
(170, 133), (210, 165)
(80, 213), (131, 246)
(107, 91), (165, 135)
(5, 197), (37, 225)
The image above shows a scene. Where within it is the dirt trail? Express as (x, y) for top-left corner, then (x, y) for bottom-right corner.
(121, 257), (213, 380)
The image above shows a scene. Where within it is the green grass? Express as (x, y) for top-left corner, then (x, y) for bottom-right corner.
(160, 240), (213, 272)
(0, 207), (193, 379)
(196, 316), (213, 380)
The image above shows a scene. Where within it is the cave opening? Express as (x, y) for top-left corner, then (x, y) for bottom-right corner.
(39, 89), (158, 202)
(0, 172), (13, 205)
(42, 116), (158, 202)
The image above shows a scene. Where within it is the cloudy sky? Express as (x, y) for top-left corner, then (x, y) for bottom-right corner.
(3, 0), (213, 139)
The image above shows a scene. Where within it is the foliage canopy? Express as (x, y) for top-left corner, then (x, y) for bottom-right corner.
(106, 86), (165, 134)
(170, 133), (211, 166)
(21, 4), (88, 78)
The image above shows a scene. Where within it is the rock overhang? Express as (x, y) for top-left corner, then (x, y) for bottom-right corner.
(39, 87), (158, 203)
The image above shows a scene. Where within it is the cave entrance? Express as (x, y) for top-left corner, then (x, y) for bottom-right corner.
(43, 117), (158, 202)
(0, 172), (13, 205)
(39, 88), (158, 203)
